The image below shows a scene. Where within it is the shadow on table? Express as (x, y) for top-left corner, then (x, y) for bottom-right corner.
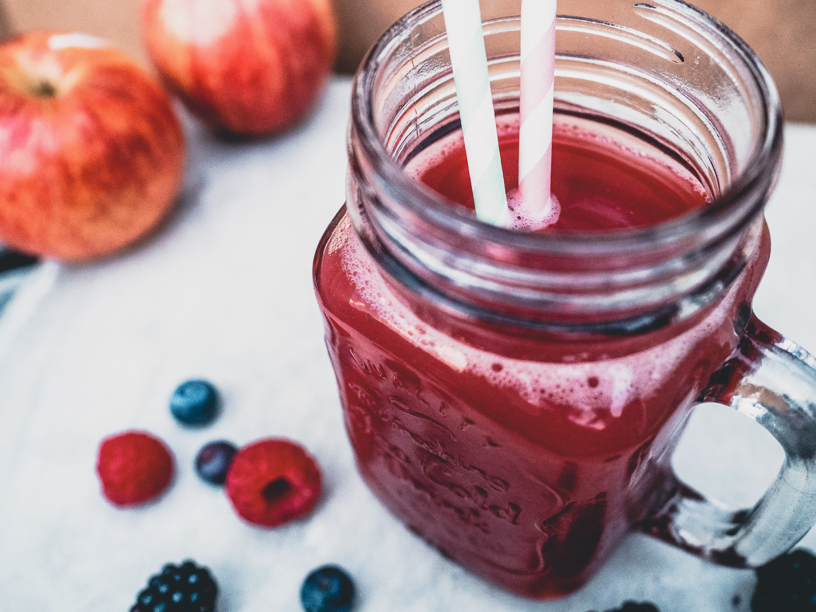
(0, 246), (39, 315)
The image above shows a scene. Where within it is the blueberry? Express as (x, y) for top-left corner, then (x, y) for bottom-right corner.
(170, 380), (219, 426)
(300, 565), (355, 612)
(195, 441), (238, 485)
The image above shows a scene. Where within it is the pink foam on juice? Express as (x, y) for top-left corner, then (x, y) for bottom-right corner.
(336, 212), (744, 417)
(314, 114), (770, 597)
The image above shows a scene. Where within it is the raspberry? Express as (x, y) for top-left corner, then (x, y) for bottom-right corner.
(96, 430), (174, 506)
(195, 440), (237, 485)
(300, 565), (355, 612)
(170, 379), (220, 426)
(225, 438), (322, 527)
(752, 548), (816, 611)
(130, 560), (217, 612)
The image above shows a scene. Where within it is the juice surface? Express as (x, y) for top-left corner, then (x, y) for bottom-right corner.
(408, 114), (710, 231)
(313, 118), (768, 597)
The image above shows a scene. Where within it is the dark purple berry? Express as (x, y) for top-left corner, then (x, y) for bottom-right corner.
(752, 548), (816, 612)
(170, 380), (220, 426)
(130, 560), (217, 612)
(300, 565), (355, 612)
(195, 441), (238, 485)
(609, 604), (659, 612)
(586, 603), (660, 612)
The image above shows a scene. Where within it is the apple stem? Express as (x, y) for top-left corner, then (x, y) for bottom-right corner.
(33, 81), (57, 98)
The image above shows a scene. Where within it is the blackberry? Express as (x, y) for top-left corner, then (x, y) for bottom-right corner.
(170, 380), (220, 426)
(131, 560), (218, 612)
(300, 565), (355, 612)
(587, 603), (660, 612)
(752, 548), (816, 612)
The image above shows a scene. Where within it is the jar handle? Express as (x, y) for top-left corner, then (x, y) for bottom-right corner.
(634, 313), (816, 566)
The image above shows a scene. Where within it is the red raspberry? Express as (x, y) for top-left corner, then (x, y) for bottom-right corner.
(96, 430), (174, 506)
(225, 438), (322, 527)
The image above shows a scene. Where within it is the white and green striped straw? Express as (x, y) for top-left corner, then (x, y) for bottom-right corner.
(441, 0), (510, 226)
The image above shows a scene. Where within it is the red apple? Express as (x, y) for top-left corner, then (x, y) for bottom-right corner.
(140, 0), (337, 137)
(0, 31), (185, 262)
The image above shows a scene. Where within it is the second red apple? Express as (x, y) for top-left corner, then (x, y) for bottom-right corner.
(141, 0), (337, 137)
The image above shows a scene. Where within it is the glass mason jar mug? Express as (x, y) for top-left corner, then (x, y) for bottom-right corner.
(313, 0), (816, 599)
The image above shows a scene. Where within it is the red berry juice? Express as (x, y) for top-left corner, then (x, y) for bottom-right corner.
(313, 114), (770, 597)
(413, 114), (709, 231)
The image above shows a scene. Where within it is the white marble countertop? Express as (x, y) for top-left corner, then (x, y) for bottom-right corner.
(0, 77), (814, 612)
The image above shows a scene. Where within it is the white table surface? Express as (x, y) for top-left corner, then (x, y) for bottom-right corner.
(0, 77), (814, 612)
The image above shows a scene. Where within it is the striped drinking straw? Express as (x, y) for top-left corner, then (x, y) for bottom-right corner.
(518, 0), (559, 227)
(441, 0), (511, 226)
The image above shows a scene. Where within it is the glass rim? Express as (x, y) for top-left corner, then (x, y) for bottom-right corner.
(350, 0), (784, 256)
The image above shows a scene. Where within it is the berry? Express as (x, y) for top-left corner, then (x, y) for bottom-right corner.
(300, 565), (355, 612)
(752, 548), (816, 612)
(96, 431), (174, 506)
(587, 604), (660, 612)
(130, 560), (218, 612)
(195, 440), (238, 485)
(225, 438), (322, 527)
(170, 380), (220, 426)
